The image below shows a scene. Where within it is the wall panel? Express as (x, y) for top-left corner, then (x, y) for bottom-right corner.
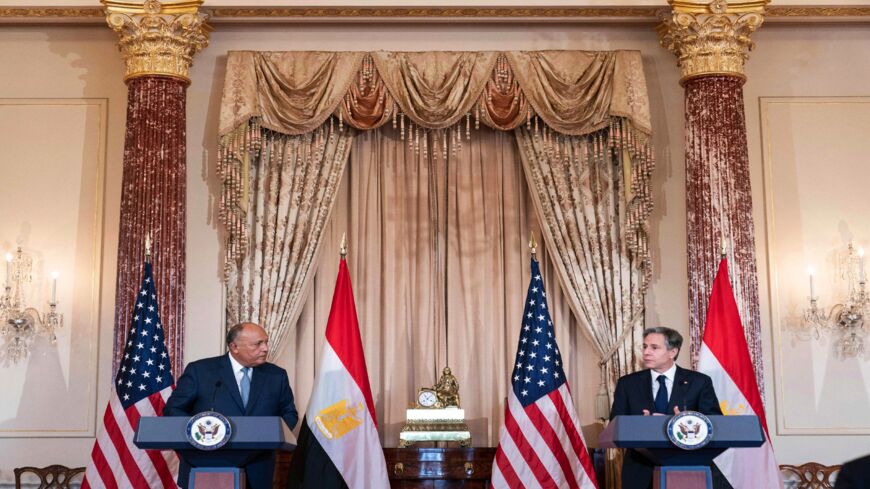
(0, 98), (106, 438)
(761, 96), (870, 435)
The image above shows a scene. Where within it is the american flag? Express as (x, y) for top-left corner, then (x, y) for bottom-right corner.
(83, 261), (179, 489)
(491, 258), (598, 489)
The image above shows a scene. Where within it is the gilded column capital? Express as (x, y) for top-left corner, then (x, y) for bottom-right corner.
(657, 0), (768, 84)
(103, 0), (211, 84)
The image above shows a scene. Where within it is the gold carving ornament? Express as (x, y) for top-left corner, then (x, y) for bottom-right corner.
(5, 5), (870, 23)
(102, 0), (211, 83)
(657, 0), (768, 84)
(399, 366), (471, 447)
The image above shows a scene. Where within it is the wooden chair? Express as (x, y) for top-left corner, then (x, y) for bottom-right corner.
(780, 462), (842, 489)
(14, 465), (85, 489)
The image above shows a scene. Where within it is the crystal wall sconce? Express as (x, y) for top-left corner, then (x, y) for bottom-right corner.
(0, 247), (63, 364)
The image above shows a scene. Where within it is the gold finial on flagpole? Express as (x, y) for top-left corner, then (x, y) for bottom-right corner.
(340, 232), (347, 259)
(529, 232), (537, 258)
(720, 236), (728, 258)
(145, 232), (152, 262)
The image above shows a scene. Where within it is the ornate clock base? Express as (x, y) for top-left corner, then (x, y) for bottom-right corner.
(398, 407), (472, 448)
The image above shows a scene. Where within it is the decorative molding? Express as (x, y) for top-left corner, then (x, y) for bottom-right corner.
(5, 5), (870, 24)
(657, 0), (768, 83)
(0, 98), (107, 438)
(102, 0), (211, 83)
(0, 8), (103, 19)
(208, 6), (664, 19)
(768, 5), (870, 18)
(761, 96), (870, 436)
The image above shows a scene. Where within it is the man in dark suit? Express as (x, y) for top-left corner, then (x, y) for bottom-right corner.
(165, 322), (299, 489)
(835, 453), (870, 488)
(610, 327), (723, 489)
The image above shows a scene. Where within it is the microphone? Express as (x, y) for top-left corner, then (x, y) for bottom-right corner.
(681, 379), (689, 413)
(210, 380), (223, 412)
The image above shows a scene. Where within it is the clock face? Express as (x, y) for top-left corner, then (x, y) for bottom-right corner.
(418, 390), (438, 408)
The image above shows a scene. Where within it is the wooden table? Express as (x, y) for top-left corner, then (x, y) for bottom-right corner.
(274, 447), (497, 488)
(384, 447), (497, 488)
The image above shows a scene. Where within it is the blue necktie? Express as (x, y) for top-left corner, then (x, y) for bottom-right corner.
(240, 367), (251, 408)
(654, 375), (669, 414)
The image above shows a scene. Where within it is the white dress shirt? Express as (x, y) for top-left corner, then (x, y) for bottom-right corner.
(228, 353), (253, 393)
(651, 363), (677, 402)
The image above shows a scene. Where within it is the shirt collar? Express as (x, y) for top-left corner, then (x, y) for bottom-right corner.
(652, 363), (677, 383)
(228, 352), (246, 373)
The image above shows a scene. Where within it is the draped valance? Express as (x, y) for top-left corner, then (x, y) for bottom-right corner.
(218, 50), (654, 278)
(219, 50), (651, 137)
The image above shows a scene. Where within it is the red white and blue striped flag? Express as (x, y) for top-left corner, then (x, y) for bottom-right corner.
(82, 261), (178, 488)
(491, 258), (598, 489)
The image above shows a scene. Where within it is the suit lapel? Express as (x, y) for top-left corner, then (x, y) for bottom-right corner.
(669, 366), (689, 413)
(643, 369), (655, 412)
(219, 354), (246, 413)
(245, 365), (266, 414)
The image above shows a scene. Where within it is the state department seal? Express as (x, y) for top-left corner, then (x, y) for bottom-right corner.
(186, 411), (232, 450)
(666, 411), (713, 450)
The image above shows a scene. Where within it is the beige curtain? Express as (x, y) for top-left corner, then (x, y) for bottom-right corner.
(516, 122), (654, 393)
(216, 51), (655, 459)
(515, 123), (654, 487)
(284, 125), (599, 447)
(224, 124), (354, 355)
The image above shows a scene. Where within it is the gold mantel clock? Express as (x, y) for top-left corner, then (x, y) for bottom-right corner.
(399, 367), (471, 447)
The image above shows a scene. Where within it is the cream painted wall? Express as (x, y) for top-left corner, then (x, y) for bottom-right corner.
(0, 27), (127, 485)
(1, 20), (869, 484)
(746, 24), (870, 464)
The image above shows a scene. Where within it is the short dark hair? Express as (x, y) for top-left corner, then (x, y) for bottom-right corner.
(226, 323), (247, 346)
(643, 326), (683, 360)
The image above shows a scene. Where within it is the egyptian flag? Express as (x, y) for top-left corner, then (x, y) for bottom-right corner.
(287, 257), (389, 489)
(697, 258), (783, 489)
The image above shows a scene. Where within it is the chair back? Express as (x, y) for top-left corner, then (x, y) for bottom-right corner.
(780, 462), (842, 489)
(14, 465), (85, 489)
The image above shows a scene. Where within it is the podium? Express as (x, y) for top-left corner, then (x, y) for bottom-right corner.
(135, 416), (295, 489)
(599, 415), (765, 489)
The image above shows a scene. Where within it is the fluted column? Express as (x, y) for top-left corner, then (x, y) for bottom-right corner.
(658, 0), (768, 397)
(104, 0), (210, 377)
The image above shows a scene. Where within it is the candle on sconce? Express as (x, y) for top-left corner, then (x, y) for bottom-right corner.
(51, 271), (59, 303)
(5, 253), (11, 287)
(859, 248), (866, 283)
(807, 266), (816, 299)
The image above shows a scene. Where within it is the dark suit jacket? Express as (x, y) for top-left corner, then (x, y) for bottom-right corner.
(835, 454), (870, 489)
(609, 366), (723, 489)
(164, 354), (299, 489)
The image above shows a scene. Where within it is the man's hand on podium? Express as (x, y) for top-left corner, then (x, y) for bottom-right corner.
(641, 406), (681, 416)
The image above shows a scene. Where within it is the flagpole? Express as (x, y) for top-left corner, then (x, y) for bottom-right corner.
(340, 232), (347, 259)
(145, 231), (152, 264)
(529, 232), (537, 260)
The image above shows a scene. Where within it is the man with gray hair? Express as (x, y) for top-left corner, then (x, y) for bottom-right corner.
(609, 326), (723, 489)
(165, 322), (298, 489)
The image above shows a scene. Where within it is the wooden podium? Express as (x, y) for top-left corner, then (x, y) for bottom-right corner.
(600, 415), (765, 489)
(135, 416), (294, 489)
